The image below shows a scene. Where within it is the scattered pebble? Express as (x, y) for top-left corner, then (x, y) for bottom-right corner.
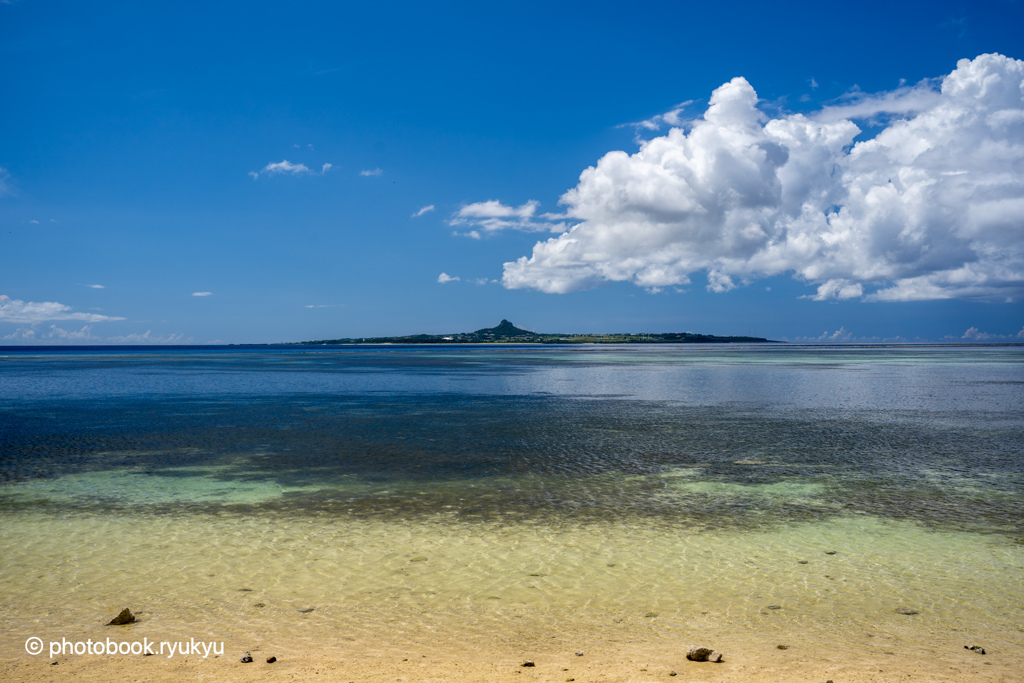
(767, 605), (782, 610)
(965, 645), (987, 655)
(645, 612), (658, 617)
(896, 608), (920, 615)
(669, 672), (677, 677)
(522, 660), (535, 667)
(240, 651), (253, 663)
(798, 560), (808, 564)
(50, 661), (58, 666)
(777, 644), (789, 650)
(254, 603), (265, 608)
(575, 651), (584, 656)
(267, 656), (277, 663)
(237, 588), (253, 592)
(824, 550), (837, 555)
(297, 607), (315, 613)
(410, 556), (428, 562)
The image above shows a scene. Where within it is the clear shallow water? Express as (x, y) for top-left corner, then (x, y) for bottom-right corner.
(1, 344), (1023, 663)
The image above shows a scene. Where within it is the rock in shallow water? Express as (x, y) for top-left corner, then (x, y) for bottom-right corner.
(896, 608), (920, 615)
(106, 608), (136, 625)
(686, 646), (724, 662)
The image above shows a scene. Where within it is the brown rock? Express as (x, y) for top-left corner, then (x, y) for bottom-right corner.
(107, 608), (136, 625)
(686, 646), (724, 662)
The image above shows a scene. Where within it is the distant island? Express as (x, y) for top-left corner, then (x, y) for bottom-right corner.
(300, 319), (775, 345)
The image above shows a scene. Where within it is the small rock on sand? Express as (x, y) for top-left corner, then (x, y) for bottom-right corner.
(686, 646), (723, 662)
(521, 660), (535, 667)
(267, 656), (277, 663)
(297, 607), (315, 613)
(107, 608), (136, 625)
(896, 608), (919, 615)
(240, 651), (253, 663)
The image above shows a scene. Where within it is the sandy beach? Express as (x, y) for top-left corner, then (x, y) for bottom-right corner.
(2, 619), (1019, 682)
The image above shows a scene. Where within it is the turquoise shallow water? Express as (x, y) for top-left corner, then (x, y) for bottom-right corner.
(1, 344), (1023, 666)
(2, 344), (1022, 536)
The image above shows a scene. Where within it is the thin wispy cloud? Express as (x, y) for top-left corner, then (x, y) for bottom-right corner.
(360, 168), (383, 177)
(449, 200), (566, 236)
(85, 284), (105, 289)
(105, 330), (193, 344)
(621, 100), (695, 136)
(2, 325), (98, 343)
(950, 325), (1024, 341)
(0, 295), (125, 324)
(249, 159), (332, 179)
(412, 205), (435, 217)
(191, 291), (213, 297)
(0, 167), (10, 196)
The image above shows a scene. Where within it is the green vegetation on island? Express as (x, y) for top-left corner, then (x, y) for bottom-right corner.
(301, 319), (775, 345)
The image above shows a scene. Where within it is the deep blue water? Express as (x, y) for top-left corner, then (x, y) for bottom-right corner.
(1, 344), (1022, 536)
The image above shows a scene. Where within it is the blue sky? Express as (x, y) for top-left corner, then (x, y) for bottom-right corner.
(2, 0), (1023, 344)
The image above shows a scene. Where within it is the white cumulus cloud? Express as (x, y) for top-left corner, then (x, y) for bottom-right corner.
(0, 295), (125, 324)
(437, 272), (460, 284)
(502, 53), (1024, 302)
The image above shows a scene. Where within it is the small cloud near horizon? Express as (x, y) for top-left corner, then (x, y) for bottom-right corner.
(0, 294), (124, 324)
(437, 272), (459, 284)
(192, 292), (213, 297)
(360, 168), (383, 177)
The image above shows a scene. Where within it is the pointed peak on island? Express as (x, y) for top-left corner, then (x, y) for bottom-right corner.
(474, 320), (535, 337)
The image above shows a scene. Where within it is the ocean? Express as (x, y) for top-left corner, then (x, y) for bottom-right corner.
(1, 344), (1022, 675)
